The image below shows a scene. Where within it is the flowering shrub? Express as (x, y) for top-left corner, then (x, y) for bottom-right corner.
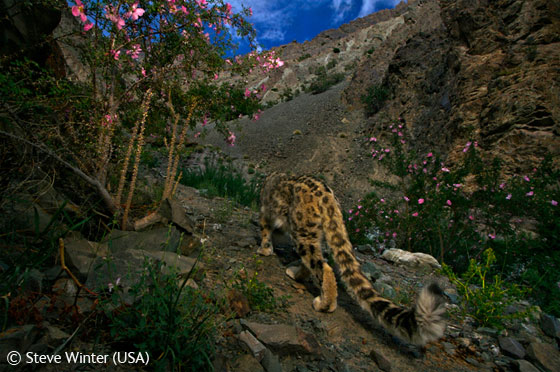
(347, 118), (560, 315)
(1, 1), (283, 220)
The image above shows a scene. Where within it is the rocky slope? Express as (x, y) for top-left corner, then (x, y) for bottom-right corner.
(223, 0), (559, 177)
(4, 180), (560, 372)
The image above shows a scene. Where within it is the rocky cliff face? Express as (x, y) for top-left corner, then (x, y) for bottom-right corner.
(245, 0), (559, 173)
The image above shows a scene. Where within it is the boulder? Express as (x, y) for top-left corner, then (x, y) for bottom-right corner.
(381, 248), (441, 270)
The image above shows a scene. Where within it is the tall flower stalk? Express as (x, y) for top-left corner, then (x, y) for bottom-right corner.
(122, 88), (153, 229)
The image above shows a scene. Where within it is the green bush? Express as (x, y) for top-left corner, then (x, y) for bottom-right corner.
(346, 118), (560, 316)
(229, 257), (288, 312)
(442, 249), (532, 328)
(361, 84), (389, 116)
(180, 159), (261, 208)
(307, 70), (345, 94)
(102, 259), (217, 371)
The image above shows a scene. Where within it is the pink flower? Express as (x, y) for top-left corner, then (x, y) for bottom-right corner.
(244, 88), (251, 98)
(226, 131), (236, 146)
(126, 44), (142, 59)
(83, 22), (93, 31)
(125, 2), (145, 21)
(369, 137), (377, 142)
(111, 49), (121, 60)
(523, 175), (530, 182)
(380, 198), (385, 203)
(552, 200), (558, 206)
(418, 198), (425, 205)
(441, 167), (450, 172)
(427, 152), (433, 158)
(412, 212), (418, 217)
(141, 68), (147, 77)
(499, 183), (506, 189)
(358, 205), (362, 209)
(403, 196), (410, 202)
(506, 194), (512, 200)
(446, 200), (452, 206)
(488, 233), (496, 240)
(348, 209), (353, 214)
(469, 215), (474, 221)
(72, 0), (87, 23)
(526, 191), (534, 197)
(105, 6), (125, 30)
(392, 232), (397, 238)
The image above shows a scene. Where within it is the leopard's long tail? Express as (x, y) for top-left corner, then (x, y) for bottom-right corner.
(321, 196), (446, 345)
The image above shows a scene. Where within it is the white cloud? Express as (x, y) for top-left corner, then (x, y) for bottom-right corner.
(260, 28), (287, 41)
(227, 0), (404, 44)
(358, 0), (403, 18)
(331, 0), (353, 23)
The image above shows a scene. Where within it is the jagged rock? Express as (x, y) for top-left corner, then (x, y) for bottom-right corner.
(526, 342), (560, 372)
(232, 353), (265, 372)
(261, 348), (283, 372)
(498, 336), (526, 359)
(0, 325), (43, 362)
(441, 341), (456, 356)
(228, 289), (251, 318)
(64, 237), (109, 279)
(19, 269), (44, 293)
(540, 314), (560, 339)
(381, 248), (441, 270)
(85, 249), (197, 302)
(52, 278), (78, 299)
(43, 325), (70, 344)
(355, 244), (374, 254)
(159, 198), (195, 234)
(372, 282), (396, 300)
(105, 227), (182, 253)
(443, 288), (459, 304)
(476, 327), (500, 337)
(239, 331), (266, 361)
(240, 321), (321, 355)
(370, 350), (391, 372)
(361, 261), (381, 281)
(515, 360), (541, 372)
(3, 199), (54, 236)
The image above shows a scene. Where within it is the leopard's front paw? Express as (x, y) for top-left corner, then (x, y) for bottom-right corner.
(257, 243), (274, 256)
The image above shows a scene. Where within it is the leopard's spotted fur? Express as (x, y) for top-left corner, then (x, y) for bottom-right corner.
(258, 172), (446, 346)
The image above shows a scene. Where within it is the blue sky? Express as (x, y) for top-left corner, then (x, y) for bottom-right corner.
(229, 0), (403, 53)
